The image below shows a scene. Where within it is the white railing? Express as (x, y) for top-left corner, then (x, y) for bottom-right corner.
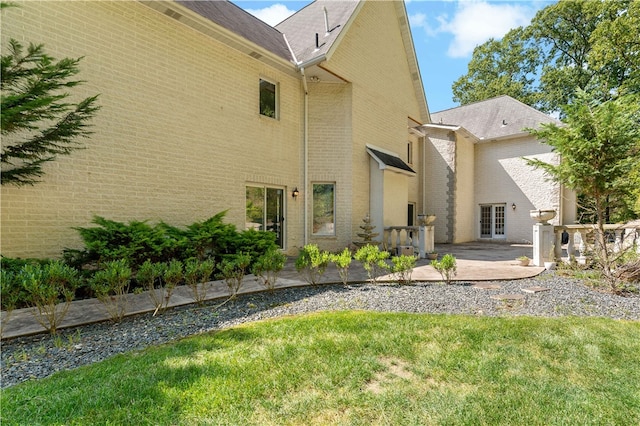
(383, 225), (435, 258)
(552, 224), (640, 261)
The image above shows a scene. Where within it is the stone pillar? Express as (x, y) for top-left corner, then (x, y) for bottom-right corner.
(418, 225), (435, 259)
(533, 223), (554, 267)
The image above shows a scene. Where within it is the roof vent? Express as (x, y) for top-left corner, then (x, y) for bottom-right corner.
(315, 33), (326, 50)
(249, 51), (262, 59)
(164, 9), (182, 20)
(324, 7), (330, 35)
(501, 119), (508, 127)
(322, 6), (341, 35)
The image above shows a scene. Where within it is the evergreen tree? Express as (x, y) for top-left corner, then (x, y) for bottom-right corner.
(1, 35), (99, 186)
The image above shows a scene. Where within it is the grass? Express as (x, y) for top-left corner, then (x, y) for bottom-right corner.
(2, 311), (639, 425)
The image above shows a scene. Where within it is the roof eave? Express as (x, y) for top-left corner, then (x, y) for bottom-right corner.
(140, 1), (298, 77)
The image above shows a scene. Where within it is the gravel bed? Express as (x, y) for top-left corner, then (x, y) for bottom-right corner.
(2, 273), (639, 389)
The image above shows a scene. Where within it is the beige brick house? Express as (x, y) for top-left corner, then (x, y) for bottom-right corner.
(1, 0), (429, 258)
(1, 1), (573, 259)
(423, 96), (577, 244)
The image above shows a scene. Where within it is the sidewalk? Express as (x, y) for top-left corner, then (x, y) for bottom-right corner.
(1, 243), (543, 339)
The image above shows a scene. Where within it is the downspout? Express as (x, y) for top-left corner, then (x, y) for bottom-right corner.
(301, 67), (309, 245)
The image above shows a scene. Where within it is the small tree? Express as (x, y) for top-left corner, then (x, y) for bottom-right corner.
(330, 248), (353, 285)
(184, 258), (215, 305)
(251, 248), (286, 292)
(526, 90), (640, 289)
(220, 253), (251, 299)
(431, 254), (457, 285)
(354, 245), (390, 283)
(19, 261), (80, 334)
(295, 244), (330, 285)
(90, 259), (131, 322)
(1, 34), (100, 185)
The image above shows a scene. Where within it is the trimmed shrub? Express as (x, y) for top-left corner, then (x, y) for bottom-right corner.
(432, 254), (457, 285)
(354, 245), (390, 283)
(252, 248), (286, 292)
(90, 259), (132, 322)
(184, 258), (216, 305)
(391, 255), (417, 285)
(295, 244), (330, 285)
(220, 253), (252, 299)
(330, 248), (353, 285)
(19, 261), (80, 334)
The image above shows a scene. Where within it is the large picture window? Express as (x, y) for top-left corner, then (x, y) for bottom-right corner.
(312, 183), (335, 236)
(259, 78), (277, 118)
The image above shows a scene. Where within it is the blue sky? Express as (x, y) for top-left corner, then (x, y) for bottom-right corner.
(234, 0), (555, 113)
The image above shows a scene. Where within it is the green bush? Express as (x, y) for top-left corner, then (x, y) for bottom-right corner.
(252, 248), (286, 292)
(330, 248), (353, 285)
(220, 253), (251, 299)
(391, 255), (417, 285)
(19, 261), (80, 334)
(295, 244), (330, 285)
(162, 260), (184, 311)
(137, 260), (167, 313)
(354, 245), (390, 283)
(432, 254), (457, 285)
(66, 216), (174, 270)
(90, 259), (132, 322)
(65, 212), (276, 274)
(1, 269), (23, 337)
(184, 258), (216, 305)
(180, 212), (238, 261)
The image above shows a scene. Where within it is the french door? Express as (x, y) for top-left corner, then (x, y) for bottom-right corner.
(480, 204), (506, 239)
(246, 185), (285, 248)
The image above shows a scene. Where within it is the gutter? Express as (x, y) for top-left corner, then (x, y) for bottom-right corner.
(301, 67), (309, 245)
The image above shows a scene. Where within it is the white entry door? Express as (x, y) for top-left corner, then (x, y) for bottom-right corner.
(480, 204), (506, 239)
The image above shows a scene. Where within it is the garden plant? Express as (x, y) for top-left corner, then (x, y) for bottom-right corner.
(295, 244), (330, 285)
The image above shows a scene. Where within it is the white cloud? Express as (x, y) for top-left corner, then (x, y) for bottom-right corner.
(410, 1), (536, 59)
(444, 2), (533, 57)
(244, 4), (297, 26)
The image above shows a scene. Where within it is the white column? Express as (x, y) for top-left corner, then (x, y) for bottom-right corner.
(533, 223), (554, 267)
(419, 225), (435, 259)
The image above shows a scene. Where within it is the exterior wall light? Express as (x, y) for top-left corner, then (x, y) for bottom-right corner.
(292, 187), (299, 198)
(512, 203), (516, 211)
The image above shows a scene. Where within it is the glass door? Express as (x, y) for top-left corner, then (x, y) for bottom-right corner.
(480, 204), (506, 239)
(246, 185), (285, 248)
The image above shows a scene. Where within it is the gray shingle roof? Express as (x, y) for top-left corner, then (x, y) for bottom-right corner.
(177, 0), (292, 60)
(276, 0), (360, 64)
(431, 95), (561, 140)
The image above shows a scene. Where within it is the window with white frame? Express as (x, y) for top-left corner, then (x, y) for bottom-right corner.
(312, 183), (335, 236)
(259, 78), (277, 118)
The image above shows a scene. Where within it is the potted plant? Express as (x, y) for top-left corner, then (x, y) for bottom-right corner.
(516, 256), (530, 266)
(427, 251), (438, 260)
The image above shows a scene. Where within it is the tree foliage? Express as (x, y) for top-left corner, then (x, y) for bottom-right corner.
(453, 0), (639, 113)
(1, 37), (99, 185)
(526, 90), (640, 281)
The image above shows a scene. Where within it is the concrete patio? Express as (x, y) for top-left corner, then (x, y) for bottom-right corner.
(1, 243), (543, 339)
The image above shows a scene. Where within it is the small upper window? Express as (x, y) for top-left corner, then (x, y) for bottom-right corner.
(259, 79), (277, 118)
(407, 140), (414, 165)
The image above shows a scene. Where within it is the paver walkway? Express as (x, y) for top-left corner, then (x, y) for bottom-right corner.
(1, 243), (544, 339)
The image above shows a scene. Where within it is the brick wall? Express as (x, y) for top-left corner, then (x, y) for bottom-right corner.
(1, 1), (302, 258)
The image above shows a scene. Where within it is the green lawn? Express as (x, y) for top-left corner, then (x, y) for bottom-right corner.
(2, 312), (639, 425)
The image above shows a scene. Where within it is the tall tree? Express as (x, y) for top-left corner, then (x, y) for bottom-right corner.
(452, 0), (638, 113)
(526, 90), (640, 286)
(1, 36), (99, 186)
(452, 28), (541, 108)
